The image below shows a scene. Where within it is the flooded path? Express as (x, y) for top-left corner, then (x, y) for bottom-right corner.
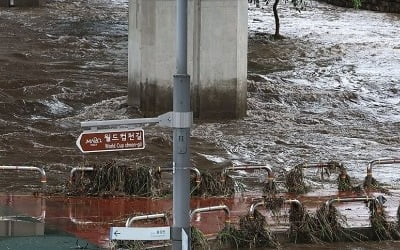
(2, 189), (399, 248)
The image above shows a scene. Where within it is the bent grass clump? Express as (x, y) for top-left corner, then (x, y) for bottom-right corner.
(289, 202), (363, 244)
(285, 164), (309, 194)
(285, 161), (365, 194)
(218, 210), (278, 249)
(264, 197), (284, 218)
(288, 202), (317, 243)
(238, 210), (279, 248)
(312, 204), (351, 242)
(191, 171), (237, 197)
(369, 200), (400, 240)
(70, 163), (239, 198)
(363, 173), (389, 194)
(112, 240), (144, 250)
(191, 226), (210, 250)
(217, 223), (247, 249)
(337, 169), (353, 192)
(263, 180), (277, 196)
(285, 161), (343, 193)
(68, 161), (161, 197)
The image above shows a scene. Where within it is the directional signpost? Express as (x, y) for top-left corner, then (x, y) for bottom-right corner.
(77, 0), (192, 247)
(76, 128), (144, 153)
(110, 226), (170, 241)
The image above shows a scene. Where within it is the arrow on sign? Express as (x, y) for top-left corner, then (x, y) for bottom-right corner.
(110, 226), (171, 240)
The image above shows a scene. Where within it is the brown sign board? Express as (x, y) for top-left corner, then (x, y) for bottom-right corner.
(76, 128), (145, 153)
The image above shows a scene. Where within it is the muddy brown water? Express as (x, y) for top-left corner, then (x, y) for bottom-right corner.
(0, 0), (399, 249)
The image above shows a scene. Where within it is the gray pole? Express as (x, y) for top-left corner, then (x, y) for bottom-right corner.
(172, 0), (191, 249)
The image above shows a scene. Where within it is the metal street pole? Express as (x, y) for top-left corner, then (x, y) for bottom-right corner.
(172, 0), (191, 249)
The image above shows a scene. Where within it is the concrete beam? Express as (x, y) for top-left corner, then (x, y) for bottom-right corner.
(128, 0), (248, 119)
(0, 0), (42, 7)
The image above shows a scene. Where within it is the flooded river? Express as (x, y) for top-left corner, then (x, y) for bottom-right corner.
(0, 0), (399, 248)
(0, 0), (398, 189)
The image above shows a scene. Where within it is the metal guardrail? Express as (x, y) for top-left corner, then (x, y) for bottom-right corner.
(365, 159), (400, 189)
(300, 162), (343, 180)
(301, 162), (341, 169)
(249, 200), (264, 216)
(222, 165), (274, 187)
(190, 205), (230, 222)
(126, 213), (169, 227)
(0, 166), (47, 190)
(156, 166), (201, 184)
(367, 158), (400, 173)
(35, 197), (46, 222)
(69, 167), (94, 183)
(249, 199), (302, 217)
(325, 196), (381, 207)
(1, 194), (46, 223)
(222, 165), (273, 178)
(68, 203), (111, 226)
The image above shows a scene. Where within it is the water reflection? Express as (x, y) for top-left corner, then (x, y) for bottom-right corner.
(0, 218), (44, 237)
(0, 194), (45, 237)
(0, 190), (398, 248)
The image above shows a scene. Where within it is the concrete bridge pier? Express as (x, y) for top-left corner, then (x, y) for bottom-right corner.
(128, 0), (248, 119)
(0, 0), (42, 7)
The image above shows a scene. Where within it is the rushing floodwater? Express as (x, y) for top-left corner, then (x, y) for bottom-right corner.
(0, 0), (399, 248)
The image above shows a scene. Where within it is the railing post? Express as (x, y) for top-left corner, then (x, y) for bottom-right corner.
(0, 166), (47, 191)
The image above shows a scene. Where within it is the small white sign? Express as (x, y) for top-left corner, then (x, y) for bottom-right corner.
(110, 226), (170, 241)
(182, 229), (188, 250)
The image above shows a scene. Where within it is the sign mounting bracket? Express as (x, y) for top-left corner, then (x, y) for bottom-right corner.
(80, 111), (192, 131)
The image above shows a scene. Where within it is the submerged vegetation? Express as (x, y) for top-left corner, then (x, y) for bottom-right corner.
(285, 161), (371, 194)
(111, 199), (400, 249)
(264, 196), (284, 217)
(68, 160), (400, 249)
(363, 171), (389, 194)
(263, 180), (277, 196)
(368, 199), (400, 240)
(238, 210), (279, 248)
(191, 226), (210, 250)
(191, 171), (236, 197)
(112, 240), (145, 250)
(312, 204), (350, 242)
(285, 161), (343, 194)
(337, 169), (353, 192)
(217, 223), (247, 249)
(288, 201), (317, 243)
(285, 164), (309, 194)
(218, 210), (279, 248)
(288, 201), (355, 243)
(68, 161), (161, 197)
(337, 168), (363, 192)
(69, 162), (240, 197)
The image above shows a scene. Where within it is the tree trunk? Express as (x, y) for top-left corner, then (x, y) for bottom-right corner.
(273, 0), (280, 38)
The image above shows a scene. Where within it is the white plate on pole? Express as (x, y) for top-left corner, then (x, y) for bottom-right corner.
(110, 226), (170, 241)
(182, 228), (188, 250)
